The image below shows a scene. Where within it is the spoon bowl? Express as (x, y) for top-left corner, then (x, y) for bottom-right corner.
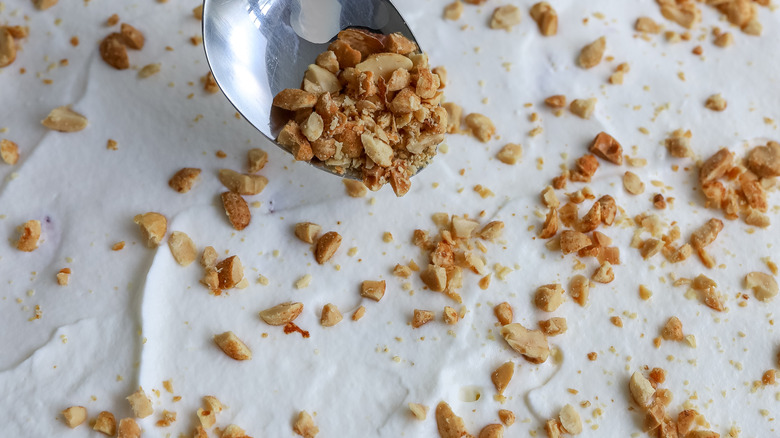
(202, 0), (419, 180)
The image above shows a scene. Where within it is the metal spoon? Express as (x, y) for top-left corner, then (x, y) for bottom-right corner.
(202, 0), (419, 180)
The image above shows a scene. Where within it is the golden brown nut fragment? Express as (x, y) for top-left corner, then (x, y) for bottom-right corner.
(222, 424), (250, 438)
(443, 306), (458, 325)
(93, 411), (117, 435)
(218, 169), (268, 195)
(661, 316), (684, 341)
(137, 62), (161, 79)
(623, 171), (645, 195)
(591, 262), (614, 283)
(62, 406), (87, 428)
(133, 212), (167, 248)
(117, 418), (141, 438)
(479, 221), (504, 241)
(491, 361), (514, 395)
(120, 23), (144, 49)
(529, 2), (557, 36)
(0, 139), (19, 165)
(259, 302), (304, 325)
(745, 272), (778, 302)
(247, 148), (268, 173)
(569, 98), (597, 119)
(435, 402), (473, 438)
(534, 284), (564, 312)
(0, 27), (15, 68)
(496, 143), (523, 165)
(214, 331), (252, 360)
(704, 93), (727, 111)
(320, 303), (343, 327)
(465, 113), (496, 142)
(544, 95), (566, 108)
(539, 317), (567, 336)
(106, 14), (120, 26)
(203, 72), (219, 93)
(126, 388), (153, 418)
(221, 192), (251, 231)
(16, 220), (41, 252)
(699, 148), (733, 184)
(498, 410), (515, 427)
(577, 36), (606, 69)
(216, 255), (243, 289)
(168, 231), (197, 266)
(41, 106), (88, 132)
(443, 1), (464, 20)
(629, 371), (655, 407)
(560, 230), (591, 255)
(589, 132), (623, 165)
(747, 142), (780, 178)
(539, 209), (559, 239)
(659, 0), (700, 28)
(420, 265), (447, 292)
(100, 33), (129, 70)
(545, 419), (563, 438)
(408, 403), (428, 420)
(293, 411), (319, 437)
(295, 222), (322, 244)
(277, 120), (313, 161)
(666, 133), (691, 158)
(196, 409), (215, 429)
(315, 231), (342, 264)
(273, 89), (317, 111)
(559, 404), (582, 435)
(635, 17), (662, 33)
(489, 5), (521, 31)
(168, 168), (201, 193)
(690, 218), (723, 250)
(494, 302), (513, 325)
(361, 280), (386, 301)
(412, 309), (435, 328)
(502, 323), (549, 363)
(478, 424), (504, 438)
(33, 0), (58, 10)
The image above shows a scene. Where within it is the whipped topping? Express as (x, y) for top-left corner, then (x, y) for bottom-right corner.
(1, 0), (778, 436)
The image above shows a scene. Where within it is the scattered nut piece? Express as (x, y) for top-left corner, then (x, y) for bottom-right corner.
(412, 309), (435, 328)
(496, 143), (522, 165)
(168, 168), (201, 193)
(745, 272), (778, 302)
(629, 371), (655, 407)
(589, 132), (623, 165)
(62, 406), (87, 428)
(489, 5), (521, 31)
(421, 264), (447, 291)
(119, 23), (144, 49)
(714, 32), (734, 47)
(259, 302), (304, 326)
(569, 275), (590, 306)
(577, 36), (606, 69)
(661, 316), (684, 341)
(295, 222), (322, 244)
(155, 410), (177, 427)
(501, 323), (549, 363)
(623, 171), (645, 195)
(478, 424), (504, 438)
(539, 317), (567, 336)
(465, 113), (496, 142)
(203, 72), (219, 93)
(247, 148), (268, 173)
(635, 17), (662, 33)
(559, 404), (582, 435)
(93, 411), (116, 436)
(494, 302), (513, 325)
(491, 361), (514, 395)
(133, 212), (167, 248)
(591, 262), (614, 283)
(138, 63), (160, 78)
(33, 0), (59, 11)
(409, 403), (428, 420)
(168, 231), (196, 266)
(343, 179), (368, 197)
(196, 408), (215, 429)
(569, 98), (596, 119)
(0, 139), (19, 164)
(529, 2), (558, 36)
(126, 388), (153, 418)
(315, 231), (342, 264)
(443, 1), (464, 20)
(321, 303), (343, 327)
(221, 192), (251, 230)
(117, 418), (141, 438)
(216, 255), (243, 289)
(17, 220), (41, 252)
(443, 306), (458, 325)
(535, 284), (564, 312)
(41, 106), (88, 132)
(214, 331), (252, 360)
(435, 402), (471, 438)
(219, 169), (268, 195)
(705, 93), (727, 111)
(544, 95), (566, 108)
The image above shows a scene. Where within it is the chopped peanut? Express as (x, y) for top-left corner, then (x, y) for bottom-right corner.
(704, 93), (727, 111)
(93, 411), (117, 435)
(491, 361), (514, 395)
(315, 231), (342, 264)
(661, 316), (684, 341)
(168, 231), (196, 266)
(577, 37), (606, 69)
(435, 402), (471, 438)
(494, 302), (513, 325)
(126, 388), (153, 418)
(295, 222), (322, 244)
(539, 317), (567, 336)
(133, 212), (167, 248)
(534, 284), (564, 312)
(412, 309), (435, 328)
(320, 303), (343, 327)
(168, 168), (201, 193)
(117, 418), (141, 438)
(529, 2), (558, 36)
(41, 106), (88, 132)
(62, 406), (87, 428)
(629, 371), (654, 407)
(465, 113), (496, 142)
(0, 139), (19, 164)
(501, 323), (549, 363)
(569, 98), (596, 119)
(16, 220), (41, 252)
(214, 331), (252, 360)
(496, 143), (523, 165)
(259, 302), (303, 325)
(559, 404), (582, 435)
(361, 280), (386, 301)
(745, 272), (778, 302)
(489, 5), (522, 31)
(218, 169), (268, 195)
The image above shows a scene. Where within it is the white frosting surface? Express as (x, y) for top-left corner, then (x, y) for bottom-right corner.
(1, 0), (779, 436)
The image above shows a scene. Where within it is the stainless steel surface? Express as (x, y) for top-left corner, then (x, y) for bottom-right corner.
(202, 0), (419, 180)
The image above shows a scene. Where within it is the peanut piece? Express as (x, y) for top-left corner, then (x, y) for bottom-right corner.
(259, 302), (303, 325)
(293, 411), (319, 438)
(221, 192), (251, 230)
(16, 220), (41, 252)
(501, 323), (549, 363)
(491, 361), (514, 395)
(295, 222), (322, 244)
(213, 331), (252, 360)
(126, 388), (153, 418)
(218, 169), (268, 195)
(435, 402), (472, 438)
(315, 231), (342, 264)
(0, 139), (19, 164)
(577, 37), (606, 69)
(41, 106), (88, 132)
(412, 309), (435, 328)
(168, 231), (197, 266)
(133, 212), (167, 248)
(62, 406), (87, 428)
(168, 168), (201, 193)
